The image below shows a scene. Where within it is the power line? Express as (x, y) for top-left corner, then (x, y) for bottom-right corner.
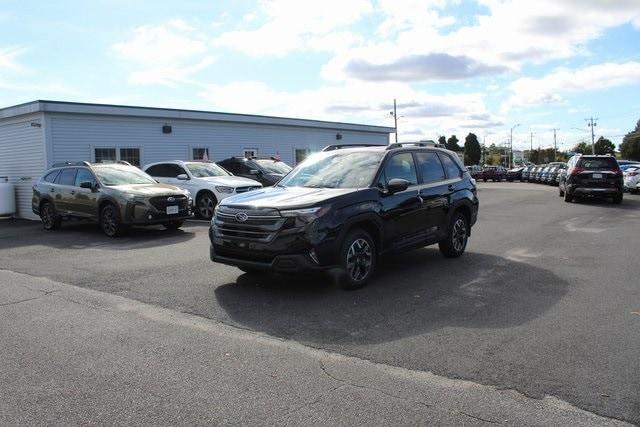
(585, 117), (598, 155)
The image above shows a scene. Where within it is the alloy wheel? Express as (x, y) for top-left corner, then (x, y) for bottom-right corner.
(198, 195), (215, 219)
(452, 217), (467, 253)
(42, 205), (53, 229)
(346, 238), (372, 282)
(102, 207), (117, 236)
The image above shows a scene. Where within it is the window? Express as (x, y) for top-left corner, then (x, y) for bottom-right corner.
(57, 168), (77, 186)
(192, 148), (210, 160)
(415, 152), (445, 183)
(74, 168), (96, 187)
(218, 160), (240, 174)
(383, 153), (418, 185)
(295, 148), (312, 164)
(438, 153), (461, 179)
(119, 148), (140, 167)
(145, 163), (186, 178)
(44, 170), (60, 183)
(578, 157), (618, 170)
(94, 148), (116, 163)
(243, 148), (257, 158)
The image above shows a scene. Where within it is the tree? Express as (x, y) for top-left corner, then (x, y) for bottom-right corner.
(573, 141), (590, 154)
(446, 135), (460, 151)
(463, 133), (481, 165)
(594, 136), (615, 155)
(438, 135), (446, 146)
(619, 120), (640, 160)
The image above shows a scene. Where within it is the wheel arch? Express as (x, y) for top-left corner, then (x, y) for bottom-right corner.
(339, 214), (384, 254)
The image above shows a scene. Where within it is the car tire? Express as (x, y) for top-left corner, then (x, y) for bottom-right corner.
(559, 185), (564, 197)
(338, 229), (376, 290)
(40, 201), (61, 231)
(100, 203), (123, 237)
(564, 190), (573, 203)
(196, 191), (217, 220)
(612, 193), (623, 204)
(439, 212), (469, 258)
(163, 220), (184, 230)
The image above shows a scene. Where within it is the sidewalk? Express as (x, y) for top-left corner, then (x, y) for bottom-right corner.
(0, 269), (628, 425)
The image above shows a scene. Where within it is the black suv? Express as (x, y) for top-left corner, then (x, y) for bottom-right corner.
(559, 155), (623, 203)
(32, 161), (192, 236)
(218, 157), (293, 186)
(209, 143), (479, 289)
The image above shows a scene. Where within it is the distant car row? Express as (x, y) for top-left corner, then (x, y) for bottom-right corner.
(32, 157), (293, 237)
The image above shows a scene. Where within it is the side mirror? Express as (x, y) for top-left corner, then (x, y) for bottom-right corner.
(80, 181), (94, 190)
(177, 174), (189, 180)
(387, 178), (410, 194)
(249, 169), (260, 175)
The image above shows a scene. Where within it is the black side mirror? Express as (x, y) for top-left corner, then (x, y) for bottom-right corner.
(80, 181), (94, 190)
(386, 178), (410, 194)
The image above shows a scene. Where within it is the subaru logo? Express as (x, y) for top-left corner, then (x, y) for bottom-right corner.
(235, 212), (248, 222)
(167, 197), (175, 203)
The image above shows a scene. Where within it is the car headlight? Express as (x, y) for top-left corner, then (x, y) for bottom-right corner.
(215, 186), (234, 194)
(280, 206), (330, 224)
(124, 193), (146, 202)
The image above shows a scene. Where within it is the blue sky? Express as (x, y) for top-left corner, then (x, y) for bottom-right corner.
(1, 0), (639, 151)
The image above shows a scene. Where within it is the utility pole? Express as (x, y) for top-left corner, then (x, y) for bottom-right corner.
(552, 128), (558, 162)
(586, 117), (597, 154)
(392, 99), (398, 144)
(530, 131), (534, 163)
(509, 124), (520, 168)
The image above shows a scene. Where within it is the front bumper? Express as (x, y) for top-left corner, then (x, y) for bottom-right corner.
(122, 201), (192, 225)
(209, 244), (331, 273)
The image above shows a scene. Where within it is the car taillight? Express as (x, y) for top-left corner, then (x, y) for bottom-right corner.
(570, 167), (585, 176)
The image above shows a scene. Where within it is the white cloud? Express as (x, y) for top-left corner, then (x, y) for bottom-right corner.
(0, 46), (25, 72)
(113, 20), (214, 86)
(198, 80), (501, 140)
(213, 0), (373, 56)
(505, 61), (640, 110)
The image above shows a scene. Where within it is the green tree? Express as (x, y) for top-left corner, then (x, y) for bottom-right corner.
(594, 136), (615, 155)
(446, 135), (460, 151)
(619, 119), (640, 160)
(573, 141), (590, 154)
(463, 133), (481, 165)
(438, 135), (446, 146)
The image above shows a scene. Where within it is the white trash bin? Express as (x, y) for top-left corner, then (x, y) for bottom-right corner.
(0, 177), (16, 217)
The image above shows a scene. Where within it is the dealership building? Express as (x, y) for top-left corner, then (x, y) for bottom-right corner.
(0, 100), (393, 219)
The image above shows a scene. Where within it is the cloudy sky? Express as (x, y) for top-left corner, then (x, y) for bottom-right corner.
(1, 0), (639, 151)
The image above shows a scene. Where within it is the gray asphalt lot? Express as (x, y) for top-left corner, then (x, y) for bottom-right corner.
(1, 182), (639, 424)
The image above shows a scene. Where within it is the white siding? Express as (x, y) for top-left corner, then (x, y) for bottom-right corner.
(49, 114), (389, 167)
(0, 114), (45, 220)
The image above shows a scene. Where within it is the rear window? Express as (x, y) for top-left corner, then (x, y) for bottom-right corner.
(577, 157), (618, 170)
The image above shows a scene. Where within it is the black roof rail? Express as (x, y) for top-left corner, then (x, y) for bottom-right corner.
(386, 142), (446, 150)
(51, 161), (92, 168)
(321, 144), (384, 152)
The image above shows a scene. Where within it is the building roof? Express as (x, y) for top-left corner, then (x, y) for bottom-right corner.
(0, 100), (394, 134)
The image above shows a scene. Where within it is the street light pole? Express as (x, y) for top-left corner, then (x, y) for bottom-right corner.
(510, 124), (520, 168)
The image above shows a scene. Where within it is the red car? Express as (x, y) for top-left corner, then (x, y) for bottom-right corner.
(480, 166), (507, 182)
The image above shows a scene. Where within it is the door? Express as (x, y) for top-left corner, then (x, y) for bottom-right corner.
(54, 168), (78, 215)
(378, 152), (425, 250)
(415, 152), (451, 239)
(71, 168), (99, 218)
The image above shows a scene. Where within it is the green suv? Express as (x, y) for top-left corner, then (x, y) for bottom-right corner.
(32, 161), (192, 237)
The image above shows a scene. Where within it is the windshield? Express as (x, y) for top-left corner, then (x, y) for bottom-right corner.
(578, 157), (618, 170)
(280, 151), (384, 189)
(93, 165), (157, 186)
(186, 162), (230, 178)
(254, 159), (292, 175)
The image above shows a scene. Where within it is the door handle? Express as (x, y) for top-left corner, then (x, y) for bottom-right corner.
(417, 195), (424, 204)
(448, 184), (455, 191)
(49, 188), (55, 193)
(70, 190), (76, 195)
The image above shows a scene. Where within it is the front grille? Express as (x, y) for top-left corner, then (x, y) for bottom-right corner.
(149, 195), (189, 210)
(235, 186), (262, 193)
(213, 206), (285, 242)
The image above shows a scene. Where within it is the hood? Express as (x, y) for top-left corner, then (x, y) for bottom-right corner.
(110, 183), (188, 197)
(220, 186), (357, 210)
(199, 175), (262, 187)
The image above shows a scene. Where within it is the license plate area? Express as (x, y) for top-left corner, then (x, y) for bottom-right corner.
(592, 173), (603, 179)
(166, 205), (179, 215)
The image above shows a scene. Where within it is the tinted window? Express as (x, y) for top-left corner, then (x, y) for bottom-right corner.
(219, 160), (241, 174)
(578, 157), (618, 170)
(383, 153), (418, 185)
(145, 164), (185, 178)
(95, 148), (116, 163)
(415, 152), (445, 183)
(57, 168), (77, 186)
(44, 170), (60, 183)
(438, 154), (461, 179)
(74, 168), (96, 187)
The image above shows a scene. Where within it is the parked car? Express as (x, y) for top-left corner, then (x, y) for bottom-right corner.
(506, 166), (525, 182)
(32, 161), (192, 236)
(466, 165), (483, 179)
(480, 166), (507, 182)
(527, 166), (539, 182)
(623, 165), (640, 194)
(547, 164), (567, 186)
(209, 143), (479, 289)
(521, 165), (534, 182)
(533, 165), (548, 183)
(217, 156), (293, 187)
(144, 160), (262, 220)
(558, 155), (623, 203)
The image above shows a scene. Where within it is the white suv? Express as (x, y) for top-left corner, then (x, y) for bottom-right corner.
(143, 161), (262, 219)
